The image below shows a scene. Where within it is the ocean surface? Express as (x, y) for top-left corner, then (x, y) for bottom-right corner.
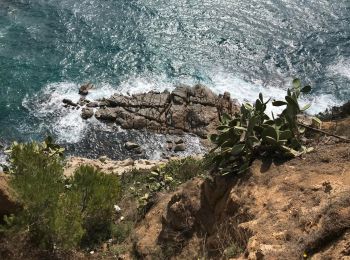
(0, 0), (349, 159)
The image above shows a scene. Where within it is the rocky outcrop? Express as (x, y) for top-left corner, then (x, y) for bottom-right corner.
(81, 107), (94, 119)
(319, 100), (350, 120)
(79, 83), (94, 96)
(77, 84), (239, 138)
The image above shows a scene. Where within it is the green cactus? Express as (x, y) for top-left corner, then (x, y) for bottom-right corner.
(209, 79), (316, 175)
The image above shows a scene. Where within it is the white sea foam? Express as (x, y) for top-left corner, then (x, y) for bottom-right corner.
(23, 82), (118, 143)
(207, 69), (340, 115)
(328, 58), (350, 79)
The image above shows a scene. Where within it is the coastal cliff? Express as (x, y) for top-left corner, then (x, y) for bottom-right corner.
(0, 87), (349, 260)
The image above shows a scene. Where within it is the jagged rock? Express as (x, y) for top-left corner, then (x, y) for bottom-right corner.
(79, 83), (93, 96)
(132, 116), (148, 129)
(172, 84), (191, 103)
(125, 142), (140, 150)
(81, 107), (94, 119)
(190, 84), (218, 106)
(174, 138), (184, 144)
(86, 101), (99, 108)
(95, 107), (120, 121)
(76, 84), (240, 138)
(174, 143), (186, 152)
(78, 97), (89, 106)
(319, 101), (350, 120)
(62, 98), (77, 107)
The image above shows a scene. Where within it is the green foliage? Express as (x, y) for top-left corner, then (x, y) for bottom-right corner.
(52, 192), (85, 250)
(70, 165), (121, 247)
(4, 140), (121, 252)
(121, 157), (206, 216)
(112, 221), (133, 244)
(210, 79), (316, 175)
(6, 140), (65, 249)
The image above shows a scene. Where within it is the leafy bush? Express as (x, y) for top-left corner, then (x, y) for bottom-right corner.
(120, 157), (207, 218)
(70, 165), (121, 247)
(6, 139), (65, 249)
(4, 139), (121, 251)
(209, 79), (317, 175)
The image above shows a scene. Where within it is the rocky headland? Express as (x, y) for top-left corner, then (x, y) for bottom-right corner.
(64, 83), (240, 139)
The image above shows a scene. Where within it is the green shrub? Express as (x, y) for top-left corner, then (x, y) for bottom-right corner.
(112, 221), (133, 244)
(5, 139), (121, 251)
(7, 139), (65, 249)
(70, 165), (121, 247)
(52, 192), (85, 250)
(209, 79), (317, 175)
(120, 157), (207, 218)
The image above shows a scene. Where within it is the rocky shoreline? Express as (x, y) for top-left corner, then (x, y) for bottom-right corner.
(63, 84), (240, 139)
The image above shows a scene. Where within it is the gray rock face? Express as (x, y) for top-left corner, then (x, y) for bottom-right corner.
(79, 83), (93, 96)
(125, 142), (140, 150)
(63, 99), (78, 107)
(77, 84), (240, 138)
(81, 107), (94, 119)
(174, 143), (186, 152)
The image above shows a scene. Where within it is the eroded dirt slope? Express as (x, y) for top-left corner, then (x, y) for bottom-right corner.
(133, 142), (350, 259)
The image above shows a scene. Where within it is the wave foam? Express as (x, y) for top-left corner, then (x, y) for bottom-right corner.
(22, 82), (117, 143)
(328, 58), (350, 79)
(207, 70), (340, 115)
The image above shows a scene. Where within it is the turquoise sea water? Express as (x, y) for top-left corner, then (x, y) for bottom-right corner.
(0, 0), (349, 158)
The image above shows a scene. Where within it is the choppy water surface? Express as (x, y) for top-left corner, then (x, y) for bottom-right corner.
(0, 0), (349, 158)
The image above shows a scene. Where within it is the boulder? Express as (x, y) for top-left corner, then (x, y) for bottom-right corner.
(62, 98), (78, 107)
(174, 143), (186, 152)
(190, 84), (218, 106)
(125, 142), (140, 150)
(86, 102), (99, 108)
(174, 138), (184, 144)
(81, 107), (94, 119)
(79, 83), (93, 96)
(95, 108), (120, 121)
(172, 84), (191, 103)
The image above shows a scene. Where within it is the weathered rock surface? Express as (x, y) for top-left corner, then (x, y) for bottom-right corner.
(174, 143), (186, 152)
(124, 142), (140, 150)
(319, 100), (350, 120)
(79, 83), (94, 96)
(81, 107), (94, 119)
(77, 84), (239, 138)
(62, 98), (78, 107)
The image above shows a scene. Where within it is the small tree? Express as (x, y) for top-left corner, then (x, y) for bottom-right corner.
(7, 138), (66, 249)
(70, 165), (121, 247)
(5, 139), (121, 251)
